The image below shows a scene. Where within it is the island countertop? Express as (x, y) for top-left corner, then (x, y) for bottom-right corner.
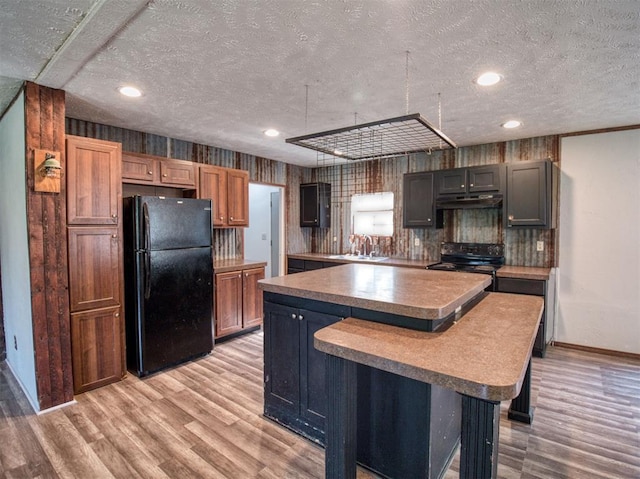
(259, 263), (491, 320)
(315, 292), (544, 401)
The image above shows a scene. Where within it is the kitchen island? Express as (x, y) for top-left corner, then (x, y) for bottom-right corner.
(259, 264), (543, 479)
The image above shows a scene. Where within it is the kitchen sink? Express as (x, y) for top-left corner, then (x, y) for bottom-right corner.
(328, 254), (388, 262)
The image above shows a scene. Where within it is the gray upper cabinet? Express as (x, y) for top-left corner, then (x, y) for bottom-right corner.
(300, 182), (331, 228)
(506, 160), (558, 228)
(436, 164), (505, 196)
(403, 171), (436, 228)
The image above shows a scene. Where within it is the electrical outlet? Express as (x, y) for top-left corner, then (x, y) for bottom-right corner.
(414, 238), (420, 247)
(536, 241), (544, 252)
(333, 236), (337, 242)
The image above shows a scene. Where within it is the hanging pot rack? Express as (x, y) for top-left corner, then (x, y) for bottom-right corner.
(285, 112), (456, 162)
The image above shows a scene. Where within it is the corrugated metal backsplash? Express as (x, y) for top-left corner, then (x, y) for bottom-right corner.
(67, 118), (558, 267)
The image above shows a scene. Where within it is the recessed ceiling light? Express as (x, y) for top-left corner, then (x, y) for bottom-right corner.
(264, 129), (280, 137)
(334, 149), (343, 156)
(502, 120), (522, 129)
(475, 72), (503, 86)
(118, 86), (142, 97)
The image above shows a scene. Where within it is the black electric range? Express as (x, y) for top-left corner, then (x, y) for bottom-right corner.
(427, 242), (504, 291)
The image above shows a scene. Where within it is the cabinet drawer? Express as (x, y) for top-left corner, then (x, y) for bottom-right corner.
(288, 258), (305, 270)
(304, 260), (324, 270)
(496, 277), (545, 296)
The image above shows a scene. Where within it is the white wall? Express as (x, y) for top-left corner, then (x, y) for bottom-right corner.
(559, 129), (640, 354)
(246, 183), (282, 278)
(0, 91), (39, 410)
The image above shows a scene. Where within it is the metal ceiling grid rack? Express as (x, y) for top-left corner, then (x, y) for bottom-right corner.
(286, 113), (456, 163)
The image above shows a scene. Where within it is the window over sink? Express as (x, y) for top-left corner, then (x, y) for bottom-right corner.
(351, 192), (394, 236)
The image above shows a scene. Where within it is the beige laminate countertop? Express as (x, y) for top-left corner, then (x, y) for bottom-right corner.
(287, 252), (434, 269)
(315, 292), (544, 401)
(497, 265), (551, 281)
(259, 263), (490, 320)
(213, 258), (267, 273)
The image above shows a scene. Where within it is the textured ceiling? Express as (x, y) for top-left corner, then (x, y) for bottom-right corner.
(1, 0), (639, 167)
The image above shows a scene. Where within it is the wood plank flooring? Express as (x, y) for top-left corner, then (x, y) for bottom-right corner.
(1, 332), (639, 478)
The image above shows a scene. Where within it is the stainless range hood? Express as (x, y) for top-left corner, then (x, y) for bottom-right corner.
(435, 193), (503, 210)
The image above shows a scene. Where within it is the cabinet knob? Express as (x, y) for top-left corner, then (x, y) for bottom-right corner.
(230, 217), (234, 221)
(220, 216), (224, 220)
(314, 219), (318, 223)
(427, 218), (431, 222)
(111, 234), (117, 239)
(470, 183), (474, 187)
(114, 312), (120, 318)
(299, 314), (303, 321)
(148, 171), (153, 175)
(461, 184), (465, 188)
(291, 313), (297, 319)
(163, 173), (168, 177)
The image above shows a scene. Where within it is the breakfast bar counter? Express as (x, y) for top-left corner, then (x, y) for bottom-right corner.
(259, 264), (543, 479)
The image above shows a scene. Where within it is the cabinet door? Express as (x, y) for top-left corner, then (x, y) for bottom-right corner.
(264, 302), (301, 415)
(243, 267), (265, 328)
(68, 227), (121, 312)
(215, 271), (243, 338)
(122, 152), (157, 183)
(507, 161), (548, 227)
(436, 168), (466, 195)
(468, 164), (504, 193)
(159, 159), (196, 187)
(227, 169), (249, 227)
(403, 171), (435, 227)
(300, 309), (343, 428)
(199, 166), (227, 227)
(66, 136), (121, 225)
(300, 183), (319, 226)
(71, 306), (124, 394)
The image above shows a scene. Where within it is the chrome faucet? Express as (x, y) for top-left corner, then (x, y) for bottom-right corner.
(362, 235), (373, 257)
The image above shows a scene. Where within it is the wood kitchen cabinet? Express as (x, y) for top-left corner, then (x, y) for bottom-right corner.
(214, 266), (265, 339)
(436, 164), (505, 196)
(199, 165), (249, 227)
(71, 306), (123, 393)
(300, 182), (331, 228)
(264, 297), (346, 440)
(122, 152), (196, 188)
(67, 227), (120, 312)
(66, 135), (125, 394)
(506, 160), (558, 228)
(403, 171), (437, 228)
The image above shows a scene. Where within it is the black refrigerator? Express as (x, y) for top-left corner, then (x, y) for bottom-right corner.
(123, 196), (214, 377)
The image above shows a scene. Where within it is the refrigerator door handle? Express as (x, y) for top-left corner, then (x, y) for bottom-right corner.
(142, 202), (151, 252)
(144, 251), (151, 299)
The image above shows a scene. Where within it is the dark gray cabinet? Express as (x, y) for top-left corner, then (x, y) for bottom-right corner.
(436, 164), (505, 196)
(403, 171), (436, 228)
(287, 257), (341, 274)
(496, 277), (550, 357)
(300, 182), (331, 228)
(506, 160), (557, 228)
(264, 297), (346, 441)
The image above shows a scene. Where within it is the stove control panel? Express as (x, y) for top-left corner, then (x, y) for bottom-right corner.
(440, 242), (504, 257)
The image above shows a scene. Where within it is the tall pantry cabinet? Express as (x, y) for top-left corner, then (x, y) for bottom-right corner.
(66, 136), (125, 393)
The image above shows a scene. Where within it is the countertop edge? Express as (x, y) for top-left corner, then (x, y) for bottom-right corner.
(213, 258), (267, 273)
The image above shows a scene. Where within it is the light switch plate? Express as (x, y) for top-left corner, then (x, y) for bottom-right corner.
(536, 241), (544, 252)
(414, 238), (420, 247)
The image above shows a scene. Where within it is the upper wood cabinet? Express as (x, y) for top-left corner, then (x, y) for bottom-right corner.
(66, 136), (121, 225)
(300, 182), (331, 228)
(436, 164), (505, 196)
(199, 165), (249, 227)
(506, 160), (557, 228)
(122, 152), (196, 188)
(403, 171), (436, 228)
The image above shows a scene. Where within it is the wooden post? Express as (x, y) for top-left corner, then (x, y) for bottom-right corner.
(508, 359), (533, 424)
(325, 354), (357, 479)
(460, 394), (501, 479)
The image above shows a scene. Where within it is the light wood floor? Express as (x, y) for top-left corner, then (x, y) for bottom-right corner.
(1, 332), (639, 478)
